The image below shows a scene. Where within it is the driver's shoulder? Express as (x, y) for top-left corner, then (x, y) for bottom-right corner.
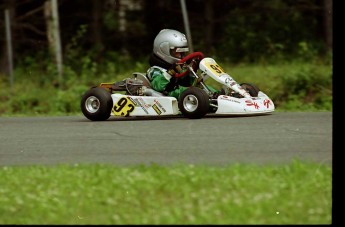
(148, 66), (167, 73)
(147, 66), (171, 81)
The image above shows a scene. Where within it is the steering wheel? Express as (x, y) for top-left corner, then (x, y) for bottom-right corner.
(174, 52), (205, 78)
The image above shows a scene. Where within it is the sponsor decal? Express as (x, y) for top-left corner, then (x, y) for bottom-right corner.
(133, 97), (149, 114)
(128, 97), (138, 106)
(154, 99), (167, 113)
(220, 96), (241, 104)
(225, 78), (231, 84)
(245, 100), (259, 109)
(152, 104), (162, 115)
(137, 97), (151, 108)
(263, 99), (271, 108)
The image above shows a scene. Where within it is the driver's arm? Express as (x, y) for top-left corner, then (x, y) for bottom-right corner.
(148, 68), (170, 92)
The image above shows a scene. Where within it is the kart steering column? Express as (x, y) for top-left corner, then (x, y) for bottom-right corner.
(187, 65), (213, 96)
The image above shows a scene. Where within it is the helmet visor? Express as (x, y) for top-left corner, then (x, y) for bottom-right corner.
(170, 47), (189, 59)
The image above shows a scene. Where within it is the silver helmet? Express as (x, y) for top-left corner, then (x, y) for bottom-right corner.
(153, 29), (189, 64)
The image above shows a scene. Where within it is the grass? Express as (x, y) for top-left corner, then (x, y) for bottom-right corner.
(0, 160), (332, 224)
(0, 58), (332, 116)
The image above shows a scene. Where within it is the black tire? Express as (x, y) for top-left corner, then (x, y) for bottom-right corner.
(240, 83), (260, 97)
(178, 87), (210, 119)
(81, 87), (113, 121)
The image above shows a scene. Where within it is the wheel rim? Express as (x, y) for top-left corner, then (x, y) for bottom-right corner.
(85, 96), (100, 113)
(183, 94), (198, 112)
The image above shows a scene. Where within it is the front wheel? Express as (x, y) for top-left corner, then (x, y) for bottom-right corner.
(240, 83), (260, 97)
(81, 87), (113, 121)
(178, 87), (210, 119)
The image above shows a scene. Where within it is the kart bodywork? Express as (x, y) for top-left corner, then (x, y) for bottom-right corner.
(81, 52), (275, 121)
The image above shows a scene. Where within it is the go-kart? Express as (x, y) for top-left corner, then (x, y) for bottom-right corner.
(81, 52), (275, 121)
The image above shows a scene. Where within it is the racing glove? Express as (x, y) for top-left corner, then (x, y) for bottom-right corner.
(167, 63), (187, 77)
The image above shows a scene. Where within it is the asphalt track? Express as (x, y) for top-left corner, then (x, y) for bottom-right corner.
(0, 112), (332, 166)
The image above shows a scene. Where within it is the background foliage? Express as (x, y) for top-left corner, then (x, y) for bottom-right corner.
(0, 0), (332, 66)
(0, 0), (333, 116)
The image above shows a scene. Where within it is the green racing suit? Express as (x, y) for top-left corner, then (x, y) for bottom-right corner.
(146, 66), (219, 99)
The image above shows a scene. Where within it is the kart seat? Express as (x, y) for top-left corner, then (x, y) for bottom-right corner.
(133, 72), (151, 87)
(132, 72), (165, 97)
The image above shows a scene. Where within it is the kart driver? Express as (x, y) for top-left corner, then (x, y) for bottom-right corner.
(146, 29), (221, 99)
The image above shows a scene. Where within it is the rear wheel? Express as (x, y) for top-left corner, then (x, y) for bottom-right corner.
(178, 87), (210, 119)
(81, 87), (113, 121)
(240, 83), (260, 97)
